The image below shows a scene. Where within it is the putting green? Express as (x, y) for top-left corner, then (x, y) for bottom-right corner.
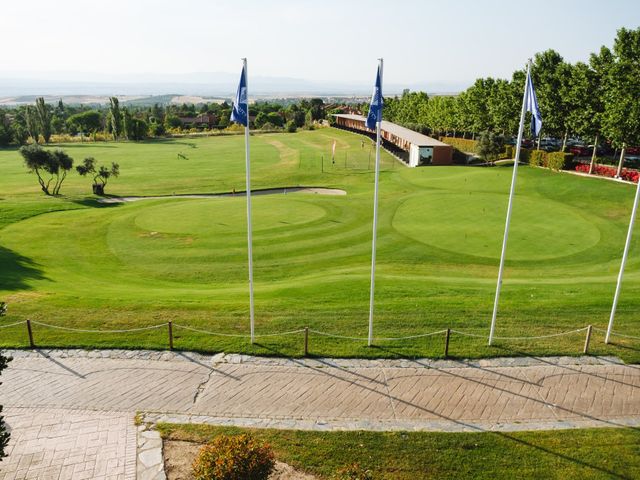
(133, 197), (327, 236)
(393, 192), (601, 261)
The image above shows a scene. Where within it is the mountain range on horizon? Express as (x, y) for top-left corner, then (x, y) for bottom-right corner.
(0, 71), (469, 98)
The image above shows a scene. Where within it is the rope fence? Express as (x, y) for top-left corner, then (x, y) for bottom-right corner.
(1, 319), (637, 356)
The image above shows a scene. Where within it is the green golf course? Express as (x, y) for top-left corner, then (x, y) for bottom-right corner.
(0, 128), (638, 360)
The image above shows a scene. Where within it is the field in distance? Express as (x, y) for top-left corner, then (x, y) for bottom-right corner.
(0, 128), (638, 360)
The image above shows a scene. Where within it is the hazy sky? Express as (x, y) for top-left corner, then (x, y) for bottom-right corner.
(2, 0), (639, 89)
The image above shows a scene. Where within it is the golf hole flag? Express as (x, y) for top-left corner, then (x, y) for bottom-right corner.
(525, 70), (542, 137)
(230, 64), (248, 126)
(365, 65), (383, 130)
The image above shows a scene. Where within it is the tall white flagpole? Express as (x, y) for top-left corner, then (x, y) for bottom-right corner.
(368, 58), (383, 347)
(243, 58), (255, 343)
(488, 60), (531, 346)
(605, 177), (640, 343)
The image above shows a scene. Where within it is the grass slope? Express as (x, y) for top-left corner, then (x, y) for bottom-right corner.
(0, 129), (638, 359)
(158, 423), (640, 480)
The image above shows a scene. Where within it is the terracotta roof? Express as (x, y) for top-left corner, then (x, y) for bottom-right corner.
(333, 114), (449, 147)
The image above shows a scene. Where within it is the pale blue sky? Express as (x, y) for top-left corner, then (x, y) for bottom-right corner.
(2, 0), (639, 90)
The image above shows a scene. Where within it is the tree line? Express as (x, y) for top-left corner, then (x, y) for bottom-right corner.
(370, 27), (640, 167)
(0, 96), (329, 145)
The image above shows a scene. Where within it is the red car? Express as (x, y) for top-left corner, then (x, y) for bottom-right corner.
(626, 146), (640, 155)
(569, 146), (592, 157)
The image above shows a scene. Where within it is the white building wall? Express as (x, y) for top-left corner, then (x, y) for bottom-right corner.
(409, 144), (420, 167)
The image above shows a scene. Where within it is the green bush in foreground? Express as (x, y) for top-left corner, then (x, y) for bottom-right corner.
(192, 434), (275, 480)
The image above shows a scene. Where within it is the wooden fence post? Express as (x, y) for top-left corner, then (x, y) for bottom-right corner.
(168, 321), (174, 351)
(26, 319), (35, 348)
(583, 325), (593, 354)
(444, 328), (451, 358)
(304, 327), (309, 357)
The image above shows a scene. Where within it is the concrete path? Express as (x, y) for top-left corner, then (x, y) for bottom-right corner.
(1, 350), (640, 479)
(2, 349), (639, 432)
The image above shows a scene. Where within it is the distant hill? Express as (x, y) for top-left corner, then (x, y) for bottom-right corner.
(0, 71), (468, 99)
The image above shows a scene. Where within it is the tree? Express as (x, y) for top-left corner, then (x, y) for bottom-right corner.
(532, 50), (570, 148)
(66, 110), (102, 135)
(564, 60), (605, 174)
(0, 302), (9, 460)
(25, 106), (40, 144)
(121, 108), (132, 140)
(601, 28), (640, 176)
(129, 118), (148, 140)
(20, 145), (74, 195)
(477, 131), (504, 163)
(49, 150), (74, 195)
(266, 112), (284, 128)
(0, 113), (12, 146)
(109, 97), (122, 140)
(76, 157), (120, 195)
(309, 98), (325, 121)
(35, 97), (53, 143)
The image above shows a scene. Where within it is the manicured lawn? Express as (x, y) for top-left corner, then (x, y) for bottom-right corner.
(0, 129), (639, 360)
(157, 423), (640, 479)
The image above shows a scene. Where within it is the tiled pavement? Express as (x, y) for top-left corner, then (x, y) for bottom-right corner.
(0, 408), (136, 480)
(1, 349), (640, 479)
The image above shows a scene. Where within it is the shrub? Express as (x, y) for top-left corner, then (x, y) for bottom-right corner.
(528, 149), (547, 167)
(578, 163), (640, 183)
(503, 145), (515, 159)
(547, 152), (573, 171)
(518, 147), (531, 163)
(192, 434), (275, 480)
(333, 463), (374, 480)
(286, 120), (297, 133)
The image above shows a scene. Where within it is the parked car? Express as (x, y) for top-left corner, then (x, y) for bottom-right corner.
(569, 145), (592, 157)
(626, 146), (640, 155)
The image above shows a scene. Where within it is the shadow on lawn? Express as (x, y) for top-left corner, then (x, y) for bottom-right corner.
(0, 246), (47, 291)
(69, 196), (124, 209)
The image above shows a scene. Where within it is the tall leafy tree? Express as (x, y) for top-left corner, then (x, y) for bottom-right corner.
(35, 97), (52, 143)
(25, 105), (40, 144)
(601, 27), (640, 176)
(532, 50), (569, 147)
(564, 60), (605, 173)
(109, 97), (122, 140)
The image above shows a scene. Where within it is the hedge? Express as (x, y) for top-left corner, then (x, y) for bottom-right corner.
(546, 152), (574, 171)
(529, 150), (547, 167)
(440, 137), (478, 153)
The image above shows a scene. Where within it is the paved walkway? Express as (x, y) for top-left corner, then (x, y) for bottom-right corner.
(1, 408), (136, 480)
(1, 350), (640, 479)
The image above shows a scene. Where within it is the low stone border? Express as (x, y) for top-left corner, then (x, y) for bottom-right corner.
(4, 348), (626, 369)
(137, 423), (166, 480)
(142, 412), (640, 434)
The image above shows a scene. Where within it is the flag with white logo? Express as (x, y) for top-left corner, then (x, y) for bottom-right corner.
(365, 65), (383, 130)
(230, 65), (248, 126)
(525, 70), (542, 137)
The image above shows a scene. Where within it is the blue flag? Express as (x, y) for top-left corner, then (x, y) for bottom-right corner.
(365, 65), (383, 130)
(525, 70), (542, 137)
(230, 65), (248, 126)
